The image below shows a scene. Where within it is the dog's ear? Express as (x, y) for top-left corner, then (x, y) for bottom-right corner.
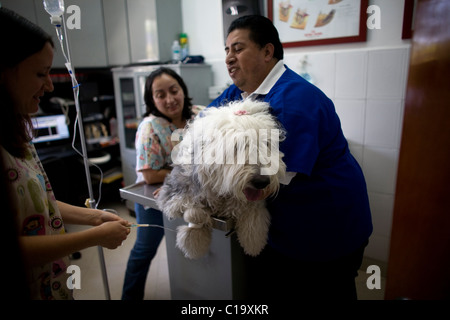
(267, 107), (286, 141)
(191, 165), (203, 191)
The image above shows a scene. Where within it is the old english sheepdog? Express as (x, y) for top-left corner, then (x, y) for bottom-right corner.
(156, 99), (286, 259)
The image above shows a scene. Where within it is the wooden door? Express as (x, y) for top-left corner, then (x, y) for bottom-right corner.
(385, 0), (450, 300)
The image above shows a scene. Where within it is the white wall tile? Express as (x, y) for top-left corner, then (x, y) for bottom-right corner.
(348, 144), (363, 168)
(368, 192), (394, 238)
(334, 99), (366, 145)
(206, 42), (410, 265)
(286, 52), (336, 99)
(363, 147), (399, 194)
(367, 48), (408, 99)
(335, 51), (368, 99)
(365, 100), (403, 148)
(398, 99), (406, 142)
(208, 59), (232, 87)
(365, 234), (391, 262)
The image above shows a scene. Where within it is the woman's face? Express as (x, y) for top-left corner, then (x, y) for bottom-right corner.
(1, 42), (54, 115)
(151, 73), (185, 121)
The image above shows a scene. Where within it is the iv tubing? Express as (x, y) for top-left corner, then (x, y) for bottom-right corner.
(54, 15), (111, 300)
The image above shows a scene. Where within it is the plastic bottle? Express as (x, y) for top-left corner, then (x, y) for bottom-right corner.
(299, 55), (314, 84)
(43, 0), (65, 25)
(180, 33), (189, 61)
(43, 0), (65, 16)
(171, 40), (181, 63)
(109, 117), (118, 138)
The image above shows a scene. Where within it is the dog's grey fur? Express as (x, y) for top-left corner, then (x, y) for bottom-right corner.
(156, 100), (286, 259)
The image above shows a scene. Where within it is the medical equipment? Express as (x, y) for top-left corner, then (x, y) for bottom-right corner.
(128, 224), (150, 228)
(43, 0), (111, 300)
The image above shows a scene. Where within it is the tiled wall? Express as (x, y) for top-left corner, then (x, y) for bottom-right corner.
(284, 45), (411, 262)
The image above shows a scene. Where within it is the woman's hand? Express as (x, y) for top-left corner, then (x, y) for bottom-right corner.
(153, 187), (161, 198)
(89, 209), (130, 227)
(141, 168), (171, 185)
(19, 219), (131, 266)
(94, 221), (130, 249)
(58, 201), (129, 227)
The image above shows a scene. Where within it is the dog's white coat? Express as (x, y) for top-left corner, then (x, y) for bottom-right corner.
(156, 100), (286, 259)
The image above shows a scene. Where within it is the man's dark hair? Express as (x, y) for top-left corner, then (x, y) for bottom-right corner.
(227, 15), (284, 60)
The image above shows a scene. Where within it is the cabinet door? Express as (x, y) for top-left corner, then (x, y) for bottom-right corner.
(385, 0), (450, 300)
(126, 0), (159, 63)
(179, 66), (213, 106)
(126, 0), (182, 64)
(117, 77), (138, 150)
(34, 0), (108, 68)
(102, 0), (131, 66)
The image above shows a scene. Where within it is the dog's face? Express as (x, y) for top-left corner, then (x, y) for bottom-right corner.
(171, 100), (286, 202)
(213, 163), (283, 203)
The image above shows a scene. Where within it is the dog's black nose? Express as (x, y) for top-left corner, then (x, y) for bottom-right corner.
(250, 175), (270, 189)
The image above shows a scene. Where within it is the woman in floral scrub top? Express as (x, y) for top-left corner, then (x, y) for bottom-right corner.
(0, 8), (130, 299)
(122, 67), (203, 300)
(1, 143), (72, 299)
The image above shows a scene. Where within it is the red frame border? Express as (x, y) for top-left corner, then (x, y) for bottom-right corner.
(402, 0), (415, 39)
(267, 0), (368, 48)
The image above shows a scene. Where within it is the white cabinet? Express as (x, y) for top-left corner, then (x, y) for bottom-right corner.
(104, 0), (182, 65)
(102, 0), (131, 66)
(35, 0), (109, 67)
(1, 0), (182, 67)
(127, 0), (161, 63)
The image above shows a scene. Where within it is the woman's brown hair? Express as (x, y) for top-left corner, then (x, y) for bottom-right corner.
(0, 7), (54, 158)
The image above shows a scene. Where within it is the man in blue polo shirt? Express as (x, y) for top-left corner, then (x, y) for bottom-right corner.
(209, 15), (373, 300)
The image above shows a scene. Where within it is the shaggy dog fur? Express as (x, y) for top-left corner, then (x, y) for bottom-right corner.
(156, 100), (286, 259)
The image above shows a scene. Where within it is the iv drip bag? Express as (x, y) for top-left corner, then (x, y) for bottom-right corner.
(43, 0), (65, 25)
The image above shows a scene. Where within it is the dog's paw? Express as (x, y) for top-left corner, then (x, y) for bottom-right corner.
(176, 225), (212, 259)
(235, 206), (270, 256)
(238, 233), (267, 257)
(157, 194), (186, 220)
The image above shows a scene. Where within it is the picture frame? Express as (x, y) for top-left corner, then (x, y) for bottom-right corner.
(402, 0), (417, 39)
(268, 0), (368, 48)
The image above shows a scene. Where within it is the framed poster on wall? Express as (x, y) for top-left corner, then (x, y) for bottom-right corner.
(268, 0), (368, 48)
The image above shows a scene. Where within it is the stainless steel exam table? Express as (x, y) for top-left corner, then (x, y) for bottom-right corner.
(120, 182), (248, 299)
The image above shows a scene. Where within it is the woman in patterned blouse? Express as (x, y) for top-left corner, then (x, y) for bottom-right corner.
(122, 67), (203, 300)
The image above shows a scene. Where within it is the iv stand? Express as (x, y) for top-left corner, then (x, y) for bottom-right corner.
(52, 15), (111, 300)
